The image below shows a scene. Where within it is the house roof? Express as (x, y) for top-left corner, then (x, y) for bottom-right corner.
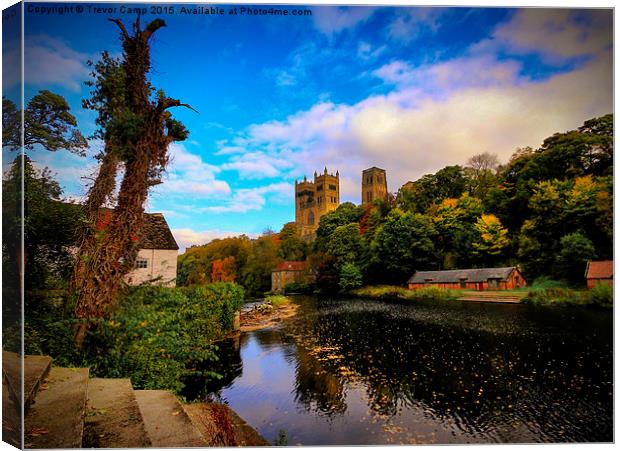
(585, 260), (613, 279)
(62, 202), (178, 250)
(408, 267), (518, 284)
(139, 213), (179, 250)
(274, 261), (307, 272)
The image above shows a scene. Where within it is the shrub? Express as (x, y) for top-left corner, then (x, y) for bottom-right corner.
(84, 283), (245, 393)
(265, 294), (289, 306)
(339, 263), (363, 291)
(352, 285), (461, 302)
(588, 282), (613, 308)
(523, 287), (588, 307)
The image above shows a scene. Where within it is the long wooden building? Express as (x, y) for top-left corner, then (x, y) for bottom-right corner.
(407, 267), (526, 291)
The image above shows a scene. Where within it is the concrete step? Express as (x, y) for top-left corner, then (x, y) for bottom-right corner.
(134, 390), (207, 447)
(184, 402), (270, 446)
(83, 378), (151, 448)
(25, 367), (89, 449)
(3, 352), (53, 414)
(24, 355), (53, 413)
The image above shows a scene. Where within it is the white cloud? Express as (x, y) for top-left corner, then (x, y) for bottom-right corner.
(493, 9), (612, 62)
(387, 7), (445, 43)
(357, 41), (387, 61)
(21, 35), (91, 91)
(220, 48), (611, 201)
(152, 143), (231, 198)
(203, 182), (293, 213)
(172, 228), (258, 253)
(312, 6), (376, 36)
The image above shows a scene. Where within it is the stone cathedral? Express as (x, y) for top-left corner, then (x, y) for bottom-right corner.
(294, 166), (388, 240)
(295, 167), (340, 239)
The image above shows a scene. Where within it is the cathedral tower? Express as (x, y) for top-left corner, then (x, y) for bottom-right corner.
(361, 167), (388, 205)
(295, 168), (340, 239)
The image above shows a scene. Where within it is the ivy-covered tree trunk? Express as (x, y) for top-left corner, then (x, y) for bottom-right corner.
(72, 17), (191, 347)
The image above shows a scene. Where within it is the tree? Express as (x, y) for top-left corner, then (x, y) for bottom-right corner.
(472, 214), (509, 265)
(71, 17), (194, 346)
(3, 156), (83, 290)
(211, 256), (237, 283)
(370, 210), (436, 284)
(325, 223), (363, 267)
(278, 222), (307, 261)
(554, 232), (596, 285)
(396, 166), (469, 214)
(3, 92), (88, 154)
(339, 263), (363, 291)
(241, 234), (281, 295)
(466, 152), (500, 200)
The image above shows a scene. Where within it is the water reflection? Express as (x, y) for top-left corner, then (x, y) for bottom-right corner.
(201, 296), (612, 445)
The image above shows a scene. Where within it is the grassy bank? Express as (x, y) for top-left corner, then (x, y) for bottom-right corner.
(350, 281), (612, 309)
(522, 282), (612, 308)
(351, 285), (462, 302)
(24, 283), (245, 393)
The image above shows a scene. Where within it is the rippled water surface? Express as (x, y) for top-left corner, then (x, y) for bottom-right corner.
(185, 296), (613, 445)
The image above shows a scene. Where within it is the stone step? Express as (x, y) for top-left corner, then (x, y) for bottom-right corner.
(3, 352), (53, 414)
(184, 402), (270, 446)
(134, 390), (207, 447)
(83, 378), (151, 448)
(25, 367), (89, 449)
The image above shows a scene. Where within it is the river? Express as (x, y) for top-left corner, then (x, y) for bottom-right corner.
(183, 295), (613, 445)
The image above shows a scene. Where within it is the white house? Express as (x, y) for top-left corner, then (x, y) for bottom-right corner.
(124, 213), (179, 287)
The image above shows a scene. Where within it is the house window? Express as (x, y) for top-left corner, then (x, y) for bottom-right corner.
(136, 259), (148, 269)
(459, 279), (467, 288)
(329, 184), (337, 191)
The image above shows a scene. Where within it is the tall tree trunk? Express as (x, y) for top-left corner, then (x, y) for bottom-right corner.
(71, 17), (187, 348)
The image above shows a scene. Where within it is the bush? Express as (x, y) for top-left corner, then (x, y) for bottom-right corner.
(84, 283), (245, 393)
(588, 282), (613, 308)
(24, 283), (245, 394)
(265, 294), (289, 306)
(339, 263), (363, 291)
(352, 285), (461, 302)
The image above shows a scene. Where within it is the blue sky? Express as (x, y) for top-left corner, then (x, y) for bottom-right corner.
(3, 3), (613, 251)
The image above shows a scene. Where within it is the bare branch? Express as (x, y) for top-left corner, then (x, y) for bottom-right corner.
(142, 18), (166, 41)
(108, 18), (129, 40)
(158, 97), (199, 114)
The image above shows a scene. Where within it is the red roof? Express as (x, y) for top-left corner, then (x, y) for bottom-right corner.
(586, 260), (613, 279)
(274, 261), (307, 272)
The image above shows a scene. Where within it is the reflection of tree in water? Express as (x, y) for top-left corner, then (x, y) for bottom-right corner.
(286, 298), (612, 442)
(181, 334), (243, 401)
(291, 342), (347, 416)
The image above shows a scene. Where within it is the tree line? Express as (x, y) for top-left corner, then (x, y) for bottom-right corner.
(178, 114), (613, 294)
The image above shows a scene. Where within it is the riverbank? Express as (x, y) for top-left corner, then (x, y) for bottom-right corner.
(239, 295), (299, 332)
(351, 285), (462, 302)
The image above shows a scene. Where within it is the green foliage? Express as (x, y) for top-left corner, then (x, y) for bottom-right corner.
(2, 91), (88, 154)
(588, 283), (613, 308)
(3, 156), (84, 289)
(554, 232), (596, 284)
(89, 284), (242, 392)
(339, 263), (363, 291)
(371, 210), (436, 283)
(278, 222), (308, 261)
(265, 294), (290, 306)
(241, 234), (282, 296)
(352, 285), (461, 302)
(325, 223), (363, 267)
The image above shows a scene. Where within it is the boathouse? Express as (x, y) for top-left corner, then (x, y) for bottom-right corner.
(407, 267), (525, 291)
(585, 260), (613, 289)
(271, 261), (314, 293)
